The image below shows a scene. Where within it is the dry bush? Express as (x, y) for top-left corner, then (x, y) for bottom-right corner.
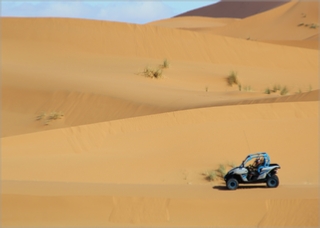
(227, 71), (240, 86)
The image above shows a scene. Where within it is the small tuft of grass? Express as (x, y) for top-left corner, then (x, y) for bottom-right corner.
(265, 88), (271, 94)
(161, 59), (170, 69)
(308, 85), (313, 92)
(48, 112), (64, 120)
(217, 164), (226, 178)
(227, 71), (239, 86)
(297, 22), (304, 26)
(36, 112), (46, 121)
(310, 23), (319, 29)
(36, 111), (64, 125)
(205, 170), (217, 181)
(143, 67), (163, 79)
(280, 86), (289, 95)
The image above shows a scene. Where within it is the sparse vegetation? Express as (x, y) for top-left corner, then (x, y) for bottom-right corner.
(161, 59), (170, 69)
(205, 170), (217, 181)
(36, 111), (64, 125)
(217, 164), (226, 178)
(205, 86), (209, 92)
(298, 21), (319, 29)
(265, 88), (272, 94)
(265, 84), (289, 95)
(280, 86), (289, 95)
(142, 67), (163, 79)
(204, 162), (236, 182)
(141, 59), (170, 79)
(310, 23), (319, 29)
(227, 71), (240, 86)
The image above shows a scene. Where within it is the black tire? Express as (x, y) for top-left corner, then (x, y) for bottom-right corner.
(266, 175), (279, 188)
(226, 178), (239, 190)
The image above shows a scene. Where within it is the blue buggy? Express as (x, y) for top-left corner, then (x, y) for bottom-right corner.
(224, 152), (280, 190)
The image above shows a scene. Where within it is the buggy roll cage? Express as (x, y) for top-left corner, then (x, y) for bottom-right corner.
(240, 152), (270, 168)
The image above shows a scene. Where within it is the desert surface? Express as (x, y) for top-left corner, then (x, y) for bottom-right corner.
(1, 0), (319, 227)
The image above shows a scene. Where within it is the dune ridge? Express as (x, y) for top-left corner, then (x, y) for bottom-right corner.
(2, 17), (318, 68)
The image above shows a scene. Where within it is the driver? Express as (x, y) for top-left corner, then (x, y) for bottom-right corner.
(248, 158), (263, 180)
(253, 158), (262, 169)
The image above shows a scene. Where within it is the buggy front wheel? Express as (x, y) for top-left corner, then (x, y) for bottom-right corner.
(226, 178), (239, 190)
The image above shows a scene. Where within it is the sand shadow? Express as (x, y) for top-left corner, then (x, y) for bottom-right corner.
(213, 185), (268, 191)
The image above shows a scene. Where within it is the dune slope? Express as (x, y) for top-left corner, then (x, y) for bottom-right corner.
(2, 17), (318, 137)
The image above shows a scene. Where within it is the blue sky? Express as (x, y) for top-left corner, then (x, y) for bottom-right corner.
(1, 1), (219, 24)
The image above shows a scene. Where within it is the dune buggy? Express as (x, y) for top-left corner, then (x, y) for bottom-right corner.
(224, 152), (280, 190)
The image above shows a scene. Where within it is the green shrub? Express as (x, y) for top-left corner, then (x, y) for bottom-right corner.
(227, 71), (239, 86)
(310, 23), (319, 29)
(280, 86), (289, 95)
(265, 88), (271, 94)
(161, 59), (170, 69)
(143, 67), (163, 79)
(217, 164), (226, 177)
(36, 111), (64, 125)
(206, 170), (217, 181)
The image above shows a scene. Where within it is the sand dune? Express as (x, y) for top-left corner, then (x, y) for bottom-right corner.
(155, 0), (319, 50)
(1, 1), (319, 226)
(2, 100), (319, 226)
(147, 16), (239, 29)
(2, 17), (318, 137)
(188, 0), (319, 47)
(174, 0), (290, 19)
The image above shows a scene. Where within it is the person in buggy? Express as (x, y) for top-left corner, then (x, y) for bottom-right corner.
(247, 157), (264, 180)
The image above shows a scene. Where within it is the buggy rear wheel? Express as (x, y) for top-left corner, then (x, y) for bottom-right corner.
(226, 178), (239, 190)
(266, 175), (279, 188)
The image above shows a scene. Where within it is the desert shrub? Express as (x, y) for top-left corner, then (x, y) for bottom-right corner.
(310, 23), (319, 29)
(205, 170), (217, 181)
(36, 111), (64, 125)
(36, 112), (46, 121)
(298, 22), (304, 26)
(217, 164), (226, 177)
(227, 71), (239, 86)
(143, 67), (163, 79)
(48, 112), (64, 120)
(161, 59), (170, 69)
(280, 86), (289, 95)
(265, 88), (271, 94)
